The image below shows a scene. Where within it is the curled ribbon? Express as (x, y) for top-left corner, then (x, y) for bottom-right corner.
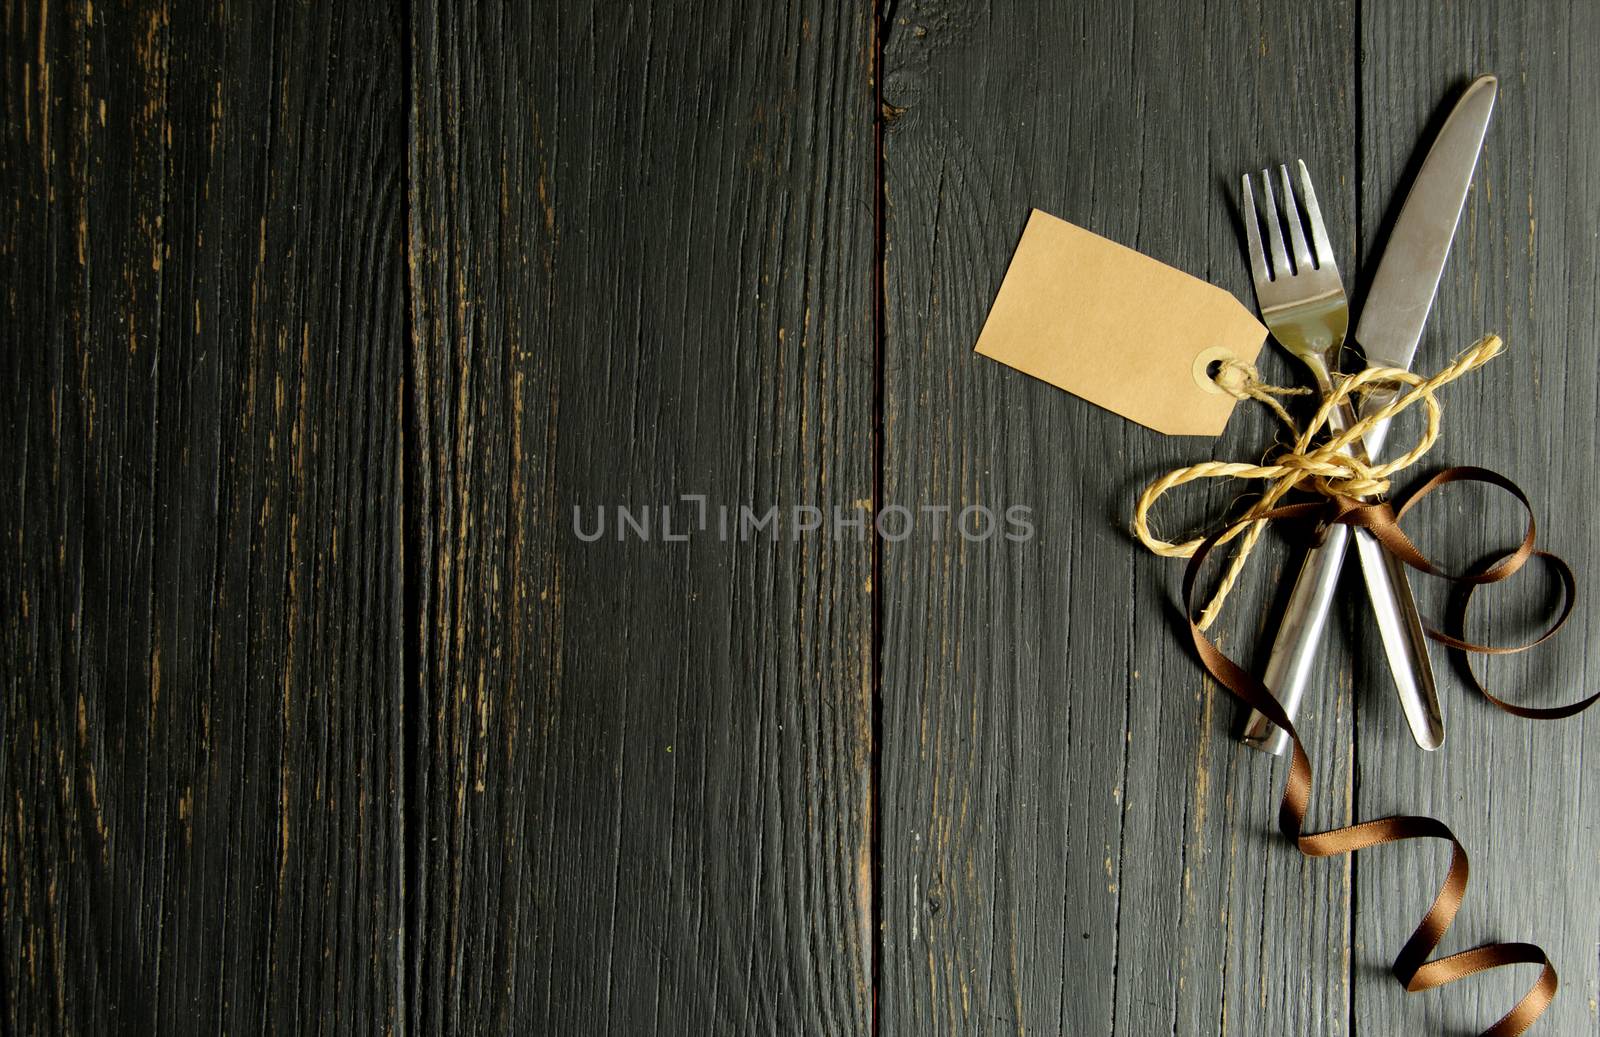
(1135, 335), (1599, 1035)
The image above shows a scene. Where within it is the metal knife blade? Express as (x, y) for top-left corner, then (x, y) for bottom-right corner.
(1358, 74), (1497, 456)
(1241, 75), (1498, 756)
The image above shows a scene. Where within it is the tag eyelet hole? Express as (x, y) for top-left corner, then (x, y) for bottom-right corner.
(1193, 346), (1236, 395)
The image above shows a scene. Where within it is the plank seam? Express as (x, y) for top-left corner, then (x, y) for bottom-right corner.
(1351, 5), (1363, 1033)
(398, 0), (422, 1030)
(871, 2), (888, 1034)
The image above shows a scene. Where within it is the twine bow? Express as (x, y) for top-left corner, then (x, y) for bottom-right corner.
(1133, 333), (1505, 630)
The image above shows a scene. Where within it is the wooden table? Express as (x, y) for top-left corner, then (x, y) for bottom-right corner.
(5, 1), (1598, 1033)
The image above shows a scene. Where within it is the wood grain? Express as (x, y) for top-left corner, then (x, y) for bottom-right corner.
(405, 1), (875, 1032)
(880, 2), (1362, 1033)
(0, 0), (408, 1031)
(1354, 4), (1600, 1032)
(6, 1), (1599, 1033)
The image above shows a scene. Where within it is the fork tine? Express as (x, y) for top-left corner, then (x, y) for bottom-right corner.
(1241, 174), (1270, 284)
(1259, 170), (1292, 280)
(1297, 159), (1335, 269)
(1279, 164), (1314, 272)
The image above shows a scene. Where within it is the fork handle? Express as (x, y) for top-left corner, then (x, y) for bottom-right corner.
(1240, 524), (1349, 755)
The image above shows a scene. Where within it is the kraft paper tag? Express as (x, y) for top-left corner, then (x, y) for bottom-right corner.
(975, 209), (1268, 437)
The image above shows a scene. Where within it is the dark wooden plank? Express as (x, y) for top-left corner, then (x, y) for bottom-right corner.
(406, 2), (875, 1031)
(0, 0), (408, 1031)
(881, 2), (1361, 1033)
(1355, 4), (1600, 1032)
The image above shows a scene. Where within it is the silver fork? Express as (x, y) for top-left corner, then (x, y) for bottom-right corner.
(1236, 161), (1442, 756)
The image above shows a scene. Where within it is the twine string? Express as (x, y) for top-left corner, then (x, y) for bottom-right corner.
(1133, 333), (1504, 629)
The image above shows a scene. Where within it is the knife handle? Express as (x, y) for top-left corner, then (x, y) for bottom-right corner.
(1352, 526), (1444, 748)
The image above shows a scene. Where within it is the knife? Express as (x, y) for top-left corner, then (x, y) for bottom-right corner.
(1241, 74), (1499, 756)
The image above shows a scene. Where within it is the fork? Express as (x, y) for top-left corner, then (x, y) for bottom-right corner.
(1235, 161), (1443, 756)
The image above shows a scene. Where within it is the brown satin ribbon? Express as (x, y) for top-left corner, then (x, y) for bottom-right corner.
(1182, 465), (1598, 1036)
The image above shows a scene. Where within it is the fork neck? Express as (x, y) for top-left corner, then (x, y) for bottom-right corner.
(1292, 348), (1340, 395)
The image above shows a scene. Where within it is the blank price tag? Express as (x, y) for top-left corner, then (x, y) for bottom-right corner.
(975, 209), (1268, 437)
